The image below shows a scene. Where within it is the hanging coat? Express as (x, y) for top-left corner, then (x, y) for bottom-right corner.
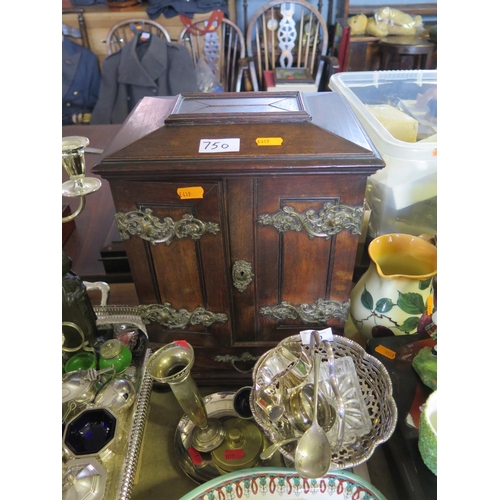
(62, 35), (101, 125)
(146, 0), (229, 19)
(91, 33), (198, 124)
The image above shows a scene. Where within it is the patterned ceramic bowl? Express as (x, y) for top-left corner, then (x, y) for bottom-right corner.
(178, 467), (389, 500)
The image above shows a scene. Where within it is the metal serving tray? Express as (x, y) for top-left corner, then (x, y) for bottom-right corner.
(62, 307), (153, 500)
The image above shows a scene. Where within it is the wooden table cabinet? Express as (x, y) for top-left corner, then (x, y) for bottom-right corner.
(93, 91), (384, 384)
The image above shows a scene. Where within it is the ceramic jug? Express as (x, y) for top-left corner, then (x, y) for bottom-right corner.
(349, 233), (437, 340)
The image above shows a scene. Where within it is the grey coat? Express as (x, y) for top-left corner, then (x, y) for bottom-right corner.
(91, 33), (198, 124)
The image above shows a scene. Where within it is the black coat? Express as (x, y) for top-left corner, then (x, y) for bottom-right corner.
(146, 0), (229, 19)
(62, 36), (101, 125)
(90, 34), (199, 124)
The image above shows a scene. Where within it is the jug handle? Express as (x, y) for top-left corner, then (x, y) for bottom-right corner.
(84, 281), (110, 306)
(418, 233), (437, 247)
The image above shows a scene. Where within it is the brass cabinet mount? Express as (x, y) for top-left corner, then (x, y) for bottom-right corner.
(214, 352), (261, 373)
(257, 202), (364, 238)
(259, 298), (350, 324)
(115, 208), (220, 245)
(94, 303), (228, 329)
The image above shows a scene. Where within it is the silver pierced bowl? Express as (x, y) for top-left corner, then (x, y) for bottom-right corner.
(250, 334), (397, 470)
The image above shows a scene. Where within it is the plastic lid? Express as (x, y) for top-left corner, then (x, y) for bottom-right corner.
(329, 70), (437, 161)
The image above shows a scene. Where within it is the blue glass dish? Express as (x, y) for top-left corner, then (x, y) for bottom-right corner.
(64, 408), (117, 457)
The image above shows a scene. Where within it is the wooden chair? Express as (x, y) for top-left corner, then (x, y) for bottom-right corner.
(106, 18), (171, 55)
(62, 8), (90, 49)
(179, 17), (246, 92)
(245, 0), (330, 91)
(319, 18), (350, 91)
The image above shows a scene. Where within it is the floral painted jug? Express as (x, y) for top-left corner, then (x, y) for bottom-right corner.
(350, 233), (437, 340)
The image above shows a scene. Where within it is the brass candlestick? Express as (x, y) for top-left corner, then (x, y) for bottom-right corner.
(146, 341), (225, 452)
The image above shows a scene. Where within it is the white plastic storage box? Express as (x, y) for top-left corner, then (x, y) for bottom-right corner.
(329, 70), (437, 237)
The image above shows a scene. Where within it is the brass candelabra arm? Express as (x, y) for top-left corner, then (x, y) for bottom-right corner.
(62, 196), (86, 224)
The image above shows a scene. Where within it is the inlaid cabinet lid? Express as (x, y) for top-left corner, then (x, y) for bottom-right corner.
(165, 92), (311, 125)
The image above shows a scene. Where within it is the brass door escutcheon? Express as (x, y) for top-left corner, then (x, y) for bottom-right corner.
(232, 260), (254, 292)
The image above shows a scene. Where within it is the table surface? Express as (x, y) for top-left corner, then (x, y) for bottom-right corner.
(128, 331), (436, 500)
(130, 385), (401, 500)
(62, 124), (436, 500)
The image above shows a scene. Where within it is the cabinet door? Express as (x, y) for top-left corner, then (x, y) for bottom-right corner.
(228, 174), (367, 345)
(110, 179), (231, 348)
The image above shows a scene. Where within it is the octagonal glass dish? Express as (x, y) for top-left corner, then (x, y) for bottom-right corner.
(250, 334), (397, 470)
(64, 408), (117, 458)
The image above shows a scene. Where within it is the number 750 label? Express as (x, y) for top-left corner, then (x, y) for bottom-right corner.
(198, 138), (240, 153)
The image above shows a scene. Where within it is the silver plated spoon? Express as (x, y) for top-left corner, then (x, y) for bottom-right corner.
(294, 332), (331, 478)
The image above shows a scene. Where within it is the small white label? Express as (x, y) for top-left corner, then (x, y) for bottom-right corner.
(199, 138), (240, 153)
(300, 327), (334, 345)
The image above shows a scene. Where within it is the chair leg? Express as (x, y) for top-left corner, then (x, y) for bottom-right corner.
(249, 61), (260, 92)
(236, 67), (243, 92)
(424, 52), (432, 69)
(380, 51), (388, 70)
